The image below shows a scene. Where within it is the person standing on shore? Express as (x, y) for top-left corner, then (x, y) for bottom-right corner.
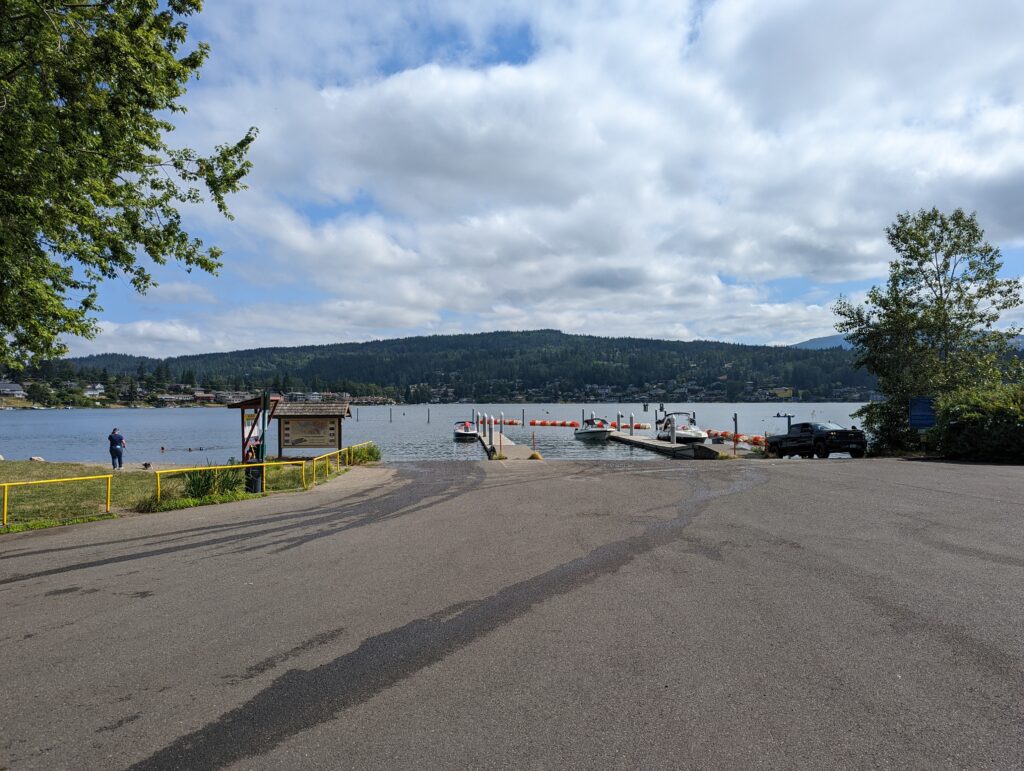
(108, 428), (126, 470)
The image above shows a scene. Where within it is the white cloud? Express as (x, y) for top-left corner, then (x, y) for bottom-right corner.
(143, 281), (219, 306)
(75, 0), (1024, 356)
(73, 320), (208, 358)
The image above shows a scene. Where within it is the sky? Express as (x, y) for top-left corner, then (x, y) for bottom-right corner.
(68, 0), (1024, 358)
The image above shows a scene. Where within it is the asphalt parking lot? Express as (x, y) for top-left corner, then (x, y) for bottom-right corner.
(2, 457), (1023, 768)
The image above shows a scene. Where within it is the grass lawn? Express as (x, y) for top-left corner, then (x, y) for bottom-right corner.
(0, 461), (308, 534)
(1, 443), (378, 534)
(0, 461), (152, 532)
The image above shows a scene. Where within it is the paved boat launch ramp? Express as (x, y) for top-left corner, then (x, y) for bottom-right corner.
(2, 458), (1023, 768)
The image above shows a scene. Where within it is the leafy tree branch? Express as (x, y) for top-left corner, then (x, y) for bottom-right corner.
(0, 0), (256, 368)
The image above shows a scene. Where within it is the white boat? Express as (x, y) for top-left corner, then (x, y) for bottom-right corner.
(453, 421), (478, 441)
(656, 412), (708, 444)
(574, 417), (614, 442)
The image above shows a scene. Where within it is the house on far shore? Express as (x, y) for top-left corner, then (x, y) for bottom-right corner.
(83, 383), (105, 398)
(0, 381), (28, 399)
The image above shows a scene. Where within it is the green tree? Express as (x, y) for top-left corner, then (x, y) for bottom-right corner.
(834, 208), (1022, 450)
(0, 1), (256, 370)
(26, 381), (52, 405)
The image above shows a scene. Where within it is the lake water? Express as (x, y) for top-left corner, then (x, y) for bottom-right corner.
(0, 403), (865, 465)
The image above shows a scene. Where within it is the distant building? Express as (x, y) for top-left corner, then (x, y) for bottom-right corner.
(0, 381), (27, 399)
(214, 390), (253, 404)
(158, 394), (195, 403)
(83, 383), (105, 398)
(349, 395), (395, 405)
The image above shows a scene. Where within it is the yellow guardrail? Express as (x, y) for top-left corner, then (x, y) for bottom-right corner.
(2, 474), (112, 527)
(2, 442), (380, 528)
(154, 460), (307, 503)
(309, 441), (376, 486)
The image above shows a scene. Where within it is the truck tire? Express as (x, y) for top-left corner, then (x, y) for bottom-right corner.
(850, 449), (865, 459)
(814, 441), (829, 459)
(771, 444), (785, 458)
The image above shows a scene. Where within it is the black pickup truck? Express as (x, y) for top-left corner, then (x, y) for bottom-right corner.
(766, 422), (866, 459)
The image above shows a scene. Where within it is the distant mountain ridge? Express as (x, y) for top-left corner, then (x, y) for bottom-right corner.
(60, 329), (875, 401)
(792, 334), (852, 350)
(792, 332), (1024, 351)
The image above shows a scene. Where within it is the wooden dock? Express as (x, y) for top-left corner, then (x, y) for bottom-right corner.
(477, 431), (536, 460)
(609, 431), (726, 459)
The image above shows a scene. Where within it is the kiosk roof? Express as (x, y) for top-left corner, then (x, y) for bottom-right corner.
(272, 402), (351, 418)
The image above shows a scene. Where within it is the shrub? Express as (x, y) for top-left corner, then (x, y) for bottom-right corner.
(932, 383), (1024, 463)
(182, 460), (245, 498)
(349, 443), (381, 464)
(854, 400), (920, 454)
(182, 467), (216, 498)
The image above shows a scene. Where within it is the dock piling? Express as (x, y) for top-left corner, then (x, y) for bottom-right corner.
(630, 412), (635, 436)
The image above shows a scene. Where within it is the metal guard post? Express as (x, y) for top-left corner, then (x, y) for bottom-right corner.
(1, 474), (114, 524)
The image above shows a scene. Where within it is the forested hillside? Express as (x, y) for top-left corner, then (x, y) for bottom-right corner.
(46, 330), (875, 402)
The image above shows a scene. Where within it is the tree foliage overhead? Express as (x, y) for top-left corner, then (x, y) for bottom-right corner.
(0, 0), (256, 369)
(834, 208), (1022, 450)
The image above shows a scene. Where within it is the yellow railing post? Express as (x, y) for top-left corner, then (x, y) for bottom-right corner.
(156, 472), (162, 503)
(0, 474), (119, 526)
(301, 462), (307, 489)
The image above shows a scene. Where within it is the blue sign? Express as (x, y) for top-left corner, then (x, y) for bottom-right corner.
(908, 397), (936, 429)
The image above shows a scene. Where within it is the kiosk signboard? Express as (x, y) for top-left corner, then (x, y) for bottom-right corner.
(281, 418), (337, 448)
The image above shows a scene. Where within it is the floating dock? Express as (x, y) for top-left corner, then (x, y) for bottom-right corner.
(609, 431), (725, 459)
(477, 431), (536, 460)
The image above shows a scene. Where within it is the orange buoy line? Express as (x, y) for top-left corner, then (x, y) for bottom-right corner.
(706, 429), (765, 446)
